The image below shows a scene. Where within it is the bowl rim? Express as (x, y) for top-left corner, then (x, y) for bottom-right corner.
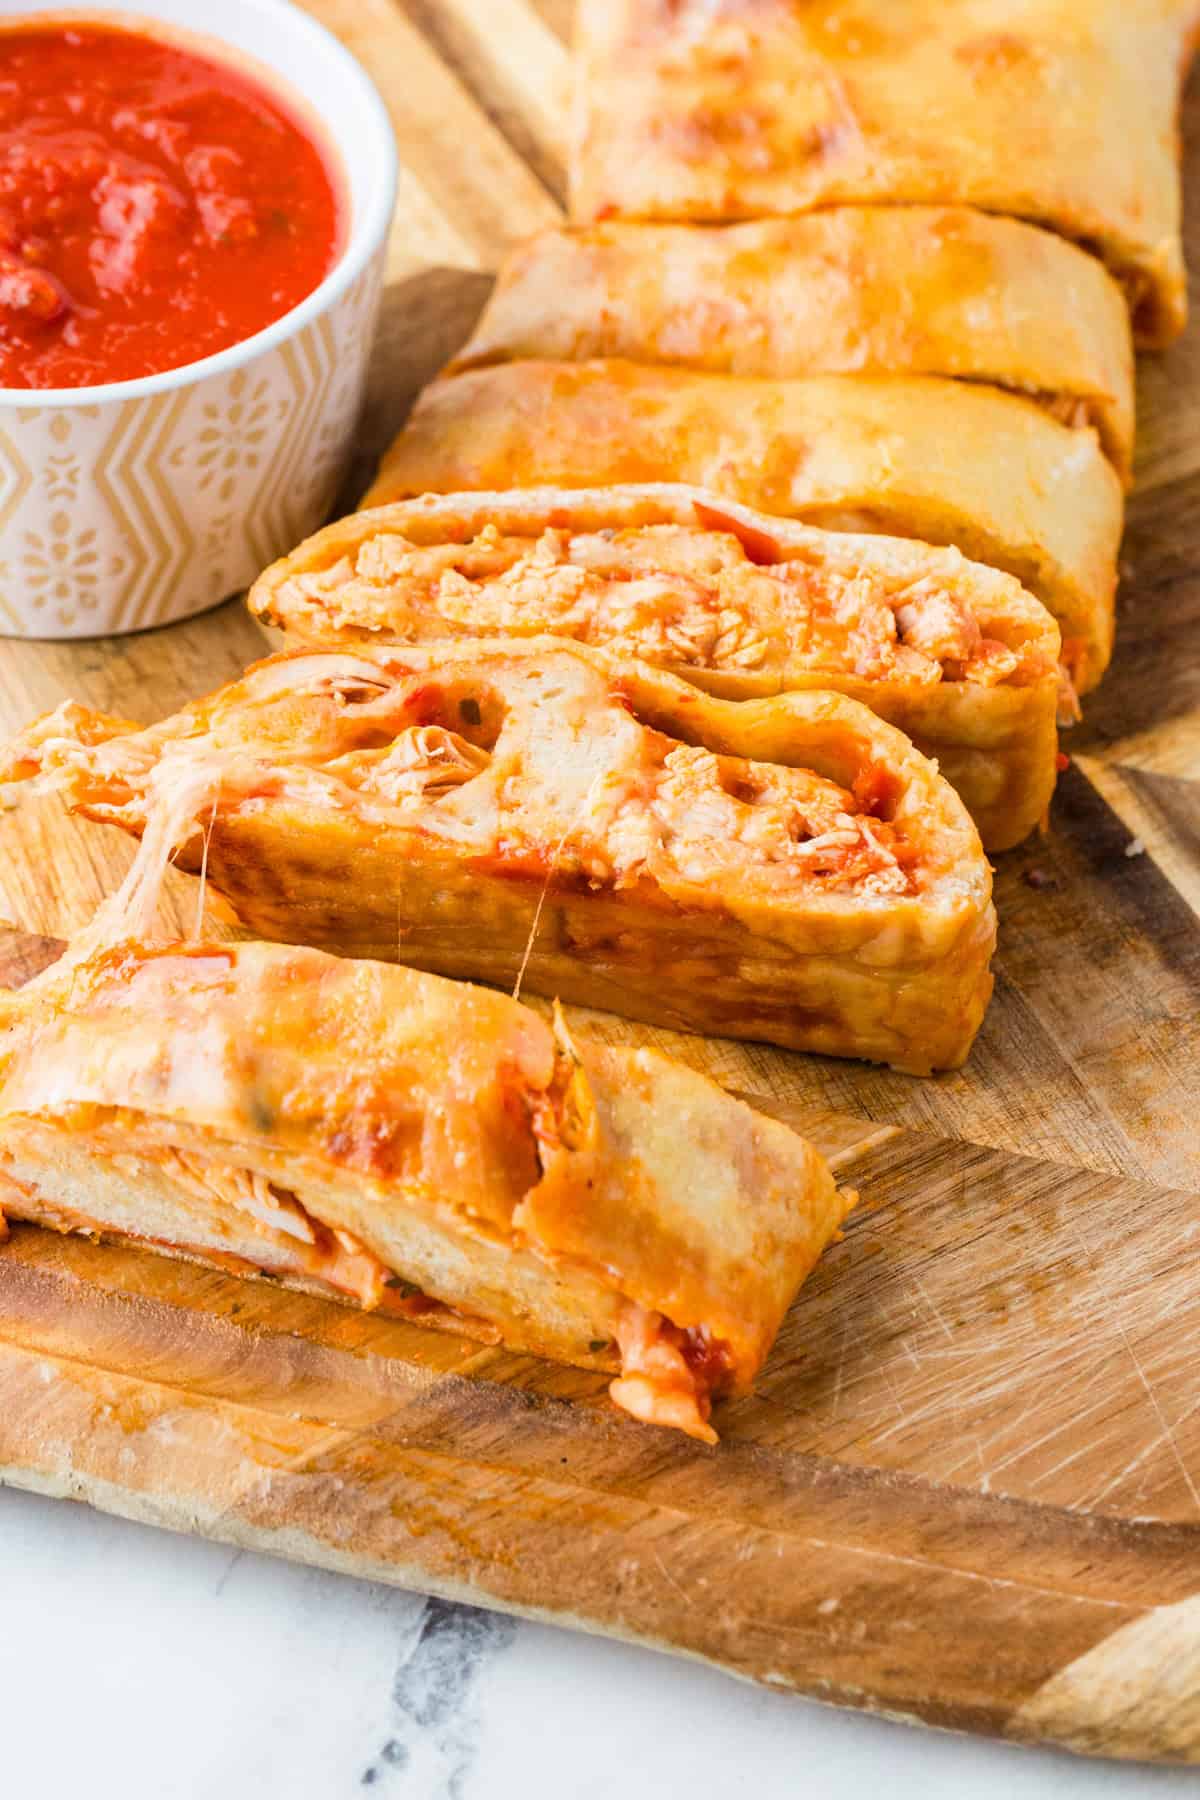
(0, 0), (398, 409)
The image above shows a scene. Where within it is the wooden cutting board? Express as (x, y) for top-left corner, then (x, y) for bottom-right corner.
(2, 0), (1200, 1764)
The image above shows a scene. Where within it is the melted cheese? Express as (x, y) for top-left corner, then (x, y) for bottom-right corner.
(4, 647), (931, 906)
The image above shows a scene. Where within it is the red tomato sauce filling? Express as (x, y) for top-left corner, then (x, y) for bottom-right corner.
(0, 21), (344, 388)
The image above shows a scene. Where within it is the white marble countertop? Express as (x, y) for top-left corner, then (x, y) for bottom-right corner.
(2, 1484), (1194, 1799)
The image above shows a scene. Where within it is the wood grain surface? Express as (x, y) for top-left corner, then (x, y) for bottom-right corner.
(1, 0), (1199, 1763)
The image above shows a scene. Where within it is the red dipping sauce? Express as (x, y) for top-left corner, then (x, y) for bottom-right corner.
(0, 18), (345, 389)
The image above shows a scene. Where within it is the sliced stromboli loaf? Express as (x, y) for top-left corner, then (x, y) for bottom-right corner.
(0, 640), (997, 1073)
(364, 361), (1122, 693)
(251, 485), (1063, 852)
(0, 934), (853, 1443)
(452, 212), (1135, 483)
(571, 0), (1200, 347)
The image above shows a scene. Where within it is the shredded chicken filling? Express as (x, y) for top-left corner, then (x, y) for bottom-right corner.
(609, 1301), (723, 1446)
(102, 1136), (394, 1308)
(4, 651), (924, 901)
(279, 522), (1047, 690)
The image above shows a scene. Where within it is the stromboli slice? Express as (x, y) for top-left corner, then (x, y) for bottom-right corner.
(0, 934), (853, 1443)
(571, 0), (1200, 346)
(364, 360), (1122, 692)
(453, 213), (1135, 482)
(252, 484), (1063, 852)
(1, 640), (997, 1073)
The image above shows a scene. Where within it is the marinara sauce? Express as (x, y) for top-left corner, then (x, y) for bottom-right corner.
(0, 21), (344, 389)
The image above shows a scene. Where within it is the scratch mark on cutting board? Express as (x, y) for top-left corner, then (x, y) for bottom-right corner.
(652, 1548), (692, 1610)
(1116, 1322), (1200, 1517)
(1089, 1392), (1200, 1510)
(912, 1272), (954, 1344)
(829, 1316), (848, 1422)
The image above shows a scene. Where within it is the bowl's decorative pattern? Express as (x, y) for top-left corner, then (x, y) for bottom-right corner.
(0, 254), (384, 639)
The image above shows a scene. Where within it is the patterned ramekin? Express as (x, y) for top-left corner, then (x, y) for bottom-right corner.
(0, 1), (397, 638)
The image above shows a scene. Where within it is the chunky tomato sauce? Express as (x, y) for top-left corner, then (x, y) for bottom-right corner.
(0, 21), (344, 389)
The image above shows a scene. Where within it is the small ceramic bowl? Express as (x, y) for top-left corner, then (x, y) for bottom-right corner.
(0, 0), (397, 638)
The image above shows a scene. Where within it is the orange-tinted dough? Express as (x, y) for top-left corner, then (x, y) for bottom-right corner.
(571, 0), (1200, 346)
(456, 212), (1135, 482)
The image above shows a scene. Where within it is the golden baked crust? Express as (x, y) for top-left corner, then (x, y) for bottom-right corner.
(0, 936), (851, 1441)
(454, 213), (1135, 482)
(571, 0), (1200, 346)
(252, 484), (1063, 851)
(365, 361), (1123, 692)
(2, 640), (997, 1073)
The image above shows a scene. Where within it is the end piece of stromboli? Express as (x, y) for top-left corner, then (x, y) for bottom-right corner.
(0, 935), (853, 1443)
